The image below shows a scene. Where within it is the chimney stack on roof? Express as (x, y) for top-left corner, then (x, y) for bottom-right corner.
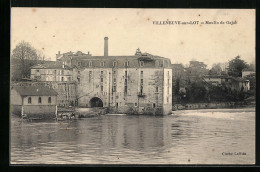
(104, 37), (109, 57)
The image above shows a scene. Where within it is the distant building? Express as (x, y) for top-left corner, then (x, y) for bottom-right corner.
(30, 61), (73, 82)
(242, 69), (255, 78)
(10, 86), (58, 119)
(222, 77), (250, 92)
(203, 75), (225, 86)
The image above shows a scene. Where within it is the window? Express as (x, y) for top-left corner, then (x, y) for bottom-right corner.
(62, 70), (64, 75)
(61, 77), (64, 81)
(78, 78), (80, 83)
(153, 103), (156, 108)
(36, 70), (39, 72)
(141, 79), (143, 85)
(124, 86), (127, 94)
(89, 61), (92, 67)
(101, 71), (103, 75)
(140, 61), (144, 67)
(113, 86), (117, 92)
(48, 97), (51, 103)
(135, 103), (137, 106)
(38, 97), (42, 104)
(101, 78), (103, 82)
(28, 97), (31, 104)
(141, 71), (143, 75)
(78, 70), (80, 74)
(113, 61), (117, 67)
(100, 61), (104, 67)
(101, 85), (103, 91)
(124, 61), (129, 67)
(125, 70), (127, 76)
(156, 86), (159, 92)
(113, 78), (116, 83)
(159, 61), (163, 67)
(89, 71), (92, 82)
(113, 71), (116, 74)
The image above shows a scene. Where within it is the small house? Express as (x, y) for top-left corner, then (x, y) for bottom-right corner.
(242, 69), (255, 78)
(10, 86), (58, 119)
(222, 77), (250, 92)
(203, 75), (224, 86)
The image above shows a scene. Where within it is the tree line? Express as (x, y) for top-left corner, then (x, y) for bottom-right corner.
(11, 41), (47, 81)
(172, 56), (255, 104)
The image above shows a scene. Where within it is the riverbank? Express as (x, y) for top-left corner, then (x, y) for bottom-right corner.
(172, 101), (255, 111)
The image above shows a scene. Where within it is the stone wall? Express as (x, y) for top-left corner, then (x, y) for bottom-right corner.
(23, 105), (57, 119)
(76, 67), (170, 115)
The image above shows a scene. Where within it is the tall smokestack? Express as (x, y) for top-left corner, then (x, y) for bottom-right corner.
(104, 37), (108, 56)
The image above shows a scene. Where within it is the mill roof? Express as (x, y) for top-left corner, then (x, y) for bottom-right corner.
(12, 86), (58, 96)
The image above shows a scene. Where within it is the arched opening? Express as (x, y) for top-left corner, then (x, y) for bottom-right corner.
(89, 97), (103, 107)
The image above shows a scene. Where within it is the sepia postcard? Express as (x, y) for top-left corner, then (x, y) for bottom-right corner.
(10, 8), (255, 165)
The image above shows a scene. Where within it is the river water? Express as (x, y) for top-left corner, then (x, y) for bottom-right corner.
(10, 108), (255, 164)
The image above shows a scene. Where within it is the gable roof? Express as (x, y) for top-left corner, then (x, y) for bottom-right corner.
(12, 86), (58, 96)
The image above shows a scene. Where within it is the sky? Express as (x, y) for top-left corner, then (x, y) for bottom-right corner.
(11, 8), (255, 68)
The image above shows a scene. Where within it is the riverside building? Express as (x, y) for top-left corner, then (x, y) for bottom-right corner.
(33, 37), (173, 115)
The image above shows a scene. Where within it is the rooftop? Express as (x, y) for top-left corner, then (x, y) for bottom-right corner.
(31, 61), (72, 70)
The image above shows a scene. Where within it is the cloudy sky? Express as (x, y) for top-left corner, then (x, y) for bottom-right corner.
(11, 8), (255, 68)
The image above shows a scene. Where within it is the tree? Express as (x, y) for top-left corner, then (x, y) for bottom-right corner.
(11, 41), (39, 80)
(208, 63), (222, 75)
(186, 60), (209, 77)
(11, 41), (38, 60)
(228, 56), (248, 77)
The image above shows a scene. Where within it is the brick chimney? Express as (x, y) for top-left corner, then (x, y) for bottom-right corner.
(104, 37), (108, 56)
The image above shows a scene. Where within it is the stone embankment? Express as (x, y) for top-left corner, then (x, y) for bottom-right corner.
(75, 107), (108, 118)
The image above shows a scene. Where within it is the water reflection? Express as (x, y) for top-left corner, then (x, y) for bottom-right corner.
(11, 108), (255, 164)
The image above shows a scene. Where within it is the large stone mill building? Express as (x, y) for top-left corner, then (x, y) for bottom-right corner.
(31, 37), (173, 115)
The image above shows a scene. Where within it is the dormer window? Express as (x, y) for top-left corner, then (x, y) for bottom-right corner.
(100, 61), (105, 67)
(140, 61), (144, 67)
(113, 61), (117, 67)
